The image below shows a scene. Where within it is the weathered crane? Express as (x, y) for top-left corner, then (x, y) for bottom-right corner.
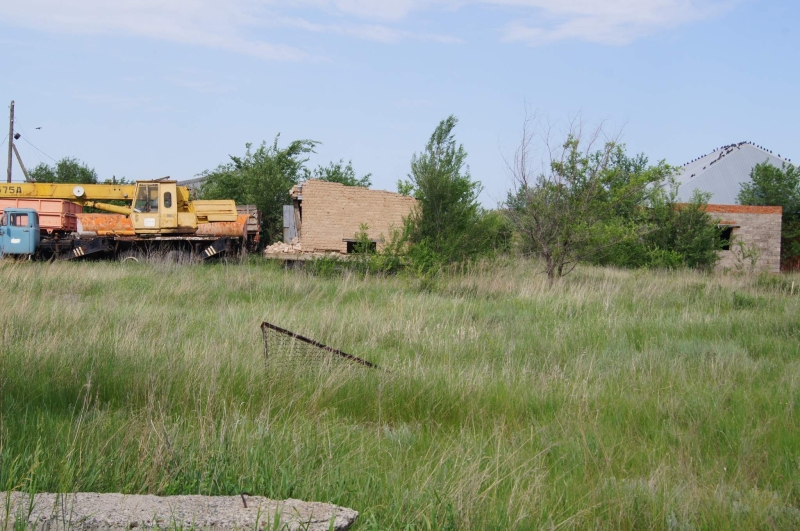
(0, 181), (259, 260)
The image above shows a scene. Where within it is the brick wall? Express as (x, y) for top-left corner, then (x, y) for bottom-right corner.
(702, 205), (783, 273)
(292, 180), (417, 253)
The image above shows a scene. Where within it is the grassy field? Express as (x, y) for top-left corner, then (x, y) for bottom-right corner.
(1, 259), (800, 529)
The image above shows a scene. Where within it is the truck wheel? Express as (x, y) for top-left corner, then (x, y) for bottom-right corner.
(120, 251), (143, 263)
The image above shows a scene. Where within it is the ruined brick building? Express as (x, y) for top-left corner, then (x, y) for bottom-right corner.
(702, 205), (782, 273)
(280, 180), (416, 254)
(675, 142), (791, 273)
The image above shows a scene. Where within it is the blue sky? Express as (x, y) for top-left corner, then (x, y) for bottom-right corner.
(1, 0), (797, 205)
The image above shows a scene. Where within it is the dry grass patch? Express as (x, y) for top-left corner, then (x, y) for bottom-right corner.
(1, 259), (799, 529)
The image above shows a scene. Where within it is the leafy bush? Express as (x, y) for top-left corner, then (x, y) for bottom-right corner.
(402, 116), (509, 271)
(506, 115), (678, 277)
(198, 136), (318, 244)
(505, 113), (725, 275)
(592, 189), (723, 270)
(310, 159), (371, 187)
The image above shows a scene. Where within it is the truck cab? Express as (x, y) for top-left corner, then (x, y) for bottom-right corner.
(0, 208), (41, 256)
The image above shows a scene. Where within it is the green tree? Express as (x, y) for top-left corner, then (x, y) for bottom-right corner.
(396, 179), (414, 196)
(29, 157), (98, 183)
(505, 116), (675, 279)
(648, 190), (723, 269)
(198, 136), (318, 244)
(594, 187), (723, 270)
(311, 160), (371, 187)
(403, 116), (504, 269)
(737, 161), (800, 266)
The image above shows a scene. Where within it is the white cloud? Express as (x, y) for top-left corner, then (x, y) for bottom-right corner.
(305, 0), (731, 45)
(493, 0), (730, 45)
(0, 0), (732, 58)
(300, 0), (425, 21)
(0, 0), (310, 60)
(274, 14), (463, 44)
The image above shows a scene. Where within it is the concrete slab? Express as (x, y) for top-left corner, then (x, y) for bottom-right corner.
(1, 492), (358, 530)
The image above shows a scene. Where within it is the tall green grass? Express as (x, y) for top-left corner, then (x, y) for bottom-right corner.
(1, 259), (799, 529)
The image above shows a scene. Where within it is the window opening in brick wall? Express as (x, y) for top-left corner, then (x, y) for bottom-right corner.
(346, 240), (377, 254)
(720, 227), (734, 251)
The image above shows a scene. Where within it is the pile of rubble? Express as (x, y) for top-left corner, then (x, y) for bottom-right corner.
(264, 238), (302, 254)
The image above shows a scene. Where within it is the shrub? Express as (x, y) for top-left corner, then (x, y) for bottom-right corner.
(199, 137), (318, 244)
(592, 190), (723, 270)
(402, 116), (508, 271)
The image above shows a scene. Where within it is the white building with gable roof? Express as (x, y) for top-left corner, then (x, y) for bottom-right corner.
(675, 142), (793, 204)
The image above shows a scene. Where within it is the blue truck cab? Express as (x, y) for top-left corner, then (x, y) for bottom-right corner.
(0, 208), (40, 256)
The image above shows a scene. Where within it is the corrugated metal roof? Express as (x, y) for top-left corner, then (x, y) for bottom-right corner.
(177, 176), (206, 190)
(675, 142), (792, 204)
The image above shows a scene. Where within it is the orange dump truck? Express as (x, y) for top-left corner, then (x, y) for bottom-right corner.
(0, 198), (81, 233)
(0, 181), (260, 261)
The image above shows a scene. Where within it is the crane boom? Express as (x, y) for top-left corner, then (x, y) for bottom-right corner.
(0, 182), (191, 202)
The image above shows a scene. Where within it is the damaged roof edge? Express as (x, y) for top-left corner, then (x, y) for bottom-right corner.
(290, 182), (303, 200)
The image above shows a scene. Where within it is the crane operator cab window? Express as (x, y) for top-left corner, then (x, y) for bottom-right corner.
(134, 185), (160, 213)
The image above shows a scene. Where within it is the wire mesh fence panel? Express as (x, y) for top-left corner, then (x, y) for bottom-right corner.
(261, 321), (378, 371)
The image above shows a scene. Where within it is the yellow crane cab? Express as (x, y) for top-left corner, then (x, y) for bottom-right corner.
(129, 181), (180, 232)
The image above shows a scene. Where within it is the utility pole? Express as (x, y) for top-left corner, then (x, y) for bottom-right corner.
(12, 144), (30, 182)
(6, 100), (13, 183)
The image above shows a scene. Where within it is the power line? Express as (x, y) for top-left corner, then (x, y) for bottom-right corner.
(10, 140), (43, 170)
(17, 134), (57, 163)
(14, 114), (58, 163)
(15, 120), (32, 140)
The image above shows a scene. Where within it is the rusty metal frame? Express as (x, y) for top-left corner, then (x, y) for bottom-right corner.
(261, 321), (378, 369)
